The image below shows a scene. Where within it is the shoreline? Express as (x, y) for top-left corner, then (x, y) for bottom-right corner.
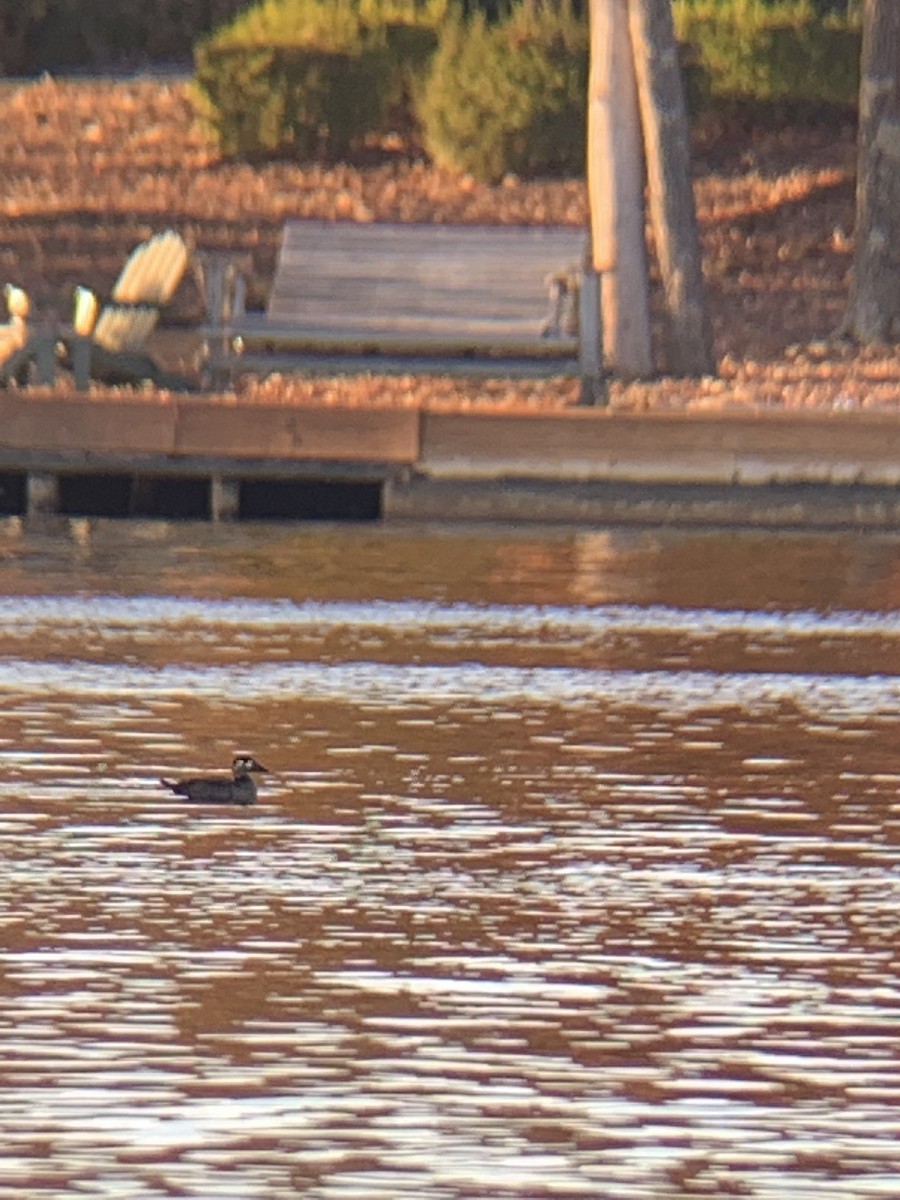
(1, 74), (899, 528)
(2, 392), (900, 528)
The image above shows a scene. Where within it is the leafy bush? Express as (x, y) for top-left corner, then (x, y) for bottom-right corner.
(673, 0), (861, 108)
(415, 2), (588, 183)
(194, 0), (445, 159)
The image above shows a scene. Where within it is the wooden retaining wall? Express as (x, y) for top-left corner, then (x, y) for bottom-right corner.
(0, 394), (420, 464)
(1, 394), (900, 526)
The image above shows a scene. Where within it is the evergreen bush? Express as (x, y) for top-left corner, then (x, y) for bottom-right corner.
(194, 0), (445, 160)
(673, 0), (860, 108)
(415, 2), (588, 183)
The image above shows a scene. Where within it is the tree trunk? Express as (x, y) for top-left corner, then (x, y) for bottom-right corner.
(587, 0), (654, 378)
(627, 0), (714, 376)
(843, 0), (900, 341)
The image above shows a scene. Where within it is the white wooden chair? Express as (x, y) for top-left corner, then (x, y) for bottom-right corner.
(1, 232), (191, 388)
(0, 284), (57, 385)
(70, 230), (189, 385)
(0, 284), (30, 365)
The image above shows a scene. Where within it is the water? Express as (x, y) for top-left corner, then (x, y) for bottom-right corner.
(1, 518), (899, 1199)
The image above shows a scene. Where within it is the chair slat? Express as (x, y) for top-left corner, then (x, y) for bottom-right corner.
(113, 230), (189, 306)
(93, 305), (159, 352)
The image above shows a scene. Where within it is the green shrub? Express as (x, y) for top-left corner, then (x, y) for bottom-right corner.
(194, 43), (394, 160)
(673, 0), (860, 108)
(416, 2), (588, 183)
(194, 0), (445, 160)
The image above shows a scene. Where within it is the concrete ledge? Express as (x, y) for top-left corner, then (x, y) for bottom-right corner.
(419, 409), (900, 486)
(385, 473), (900, 529)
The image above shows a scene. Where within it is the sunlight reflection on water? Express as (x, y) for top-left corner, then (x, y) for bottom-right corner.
(0, 522), (899, 1198)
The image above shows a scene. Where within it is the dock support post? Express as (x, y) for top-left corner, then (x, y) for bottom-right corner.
(578, 265), (608, 407)
(129, 477), (155, 517)
(71, 336), (93, 391)
(210, 475), (240, 522)
(27, 472), (60, 516)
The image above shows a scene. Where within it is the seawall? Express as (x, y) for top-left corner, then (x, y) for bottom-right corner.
(2, 393), (900, 527)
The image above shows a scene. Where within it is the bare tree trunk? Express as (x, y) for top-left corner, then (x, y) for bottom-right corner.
(843, 0), (900, 341)
(627, 0), (714, 376)
(587, 0), (654, 378)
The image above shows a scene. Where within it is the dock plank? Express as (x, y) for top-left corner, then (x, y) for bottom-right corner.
(174, 402), (420, 463)
(0, 394), (176, 455)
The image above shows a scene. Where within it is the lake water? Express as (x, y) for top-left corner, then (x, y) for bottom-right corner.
(1, 517), (899, 1199)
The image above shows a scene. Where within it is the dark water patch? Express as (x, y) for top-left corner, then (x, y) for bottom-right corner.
(239, 478), (382, 522)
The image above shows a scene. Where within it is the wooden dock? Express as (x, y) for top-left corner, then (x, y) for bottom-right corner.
(2, 392), (900, 527)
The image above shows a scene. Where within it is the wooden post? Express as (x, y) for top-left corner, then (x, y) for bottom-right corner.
(27, 473), (60, 516)
(210, 475), (240, 522)
(587, 0), (654, 379)
(577, 261), (606, 406)
(194, 250), (252, 394)
(71, 335), (92, 390)
(33, 326), (57, 386)
(129, 477), (155, 516)
(843, 0), (900, 341)
(627, 0), (714, 376)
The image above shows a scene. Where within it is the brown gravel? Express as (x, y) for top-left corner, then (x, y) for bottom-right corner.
(0, 74), (894, 413)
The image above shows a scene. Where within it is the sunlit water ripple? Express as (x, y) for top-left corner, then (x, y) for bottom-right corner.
(0, 524), (898, 1198)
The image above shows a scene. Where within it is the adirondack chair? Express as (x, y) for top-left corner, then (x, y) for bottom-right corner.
(0, 285), (31, 379)
(0, 283), (75, 386)
(0, 231), (192, 389)
(65, 229), (191, 388)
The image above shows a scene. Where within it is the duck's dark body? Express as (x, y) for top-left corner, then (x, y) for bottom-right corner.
(160, 754), (268, 806)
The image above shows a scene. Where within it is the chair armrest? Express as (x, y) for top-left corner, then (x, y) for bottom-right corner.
(193, 250), (253, 328)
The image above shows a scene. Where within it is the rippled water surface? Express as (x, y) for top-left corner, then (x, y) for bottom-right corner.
(1, 518), (899, 1198)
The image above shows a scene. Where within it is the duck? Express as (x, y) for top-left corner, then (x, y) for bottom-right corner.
(159, 753), (269, 806)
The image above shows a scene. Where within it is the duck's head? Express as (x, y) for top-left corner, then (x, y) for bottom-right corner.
(232, 753), (269, 776)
